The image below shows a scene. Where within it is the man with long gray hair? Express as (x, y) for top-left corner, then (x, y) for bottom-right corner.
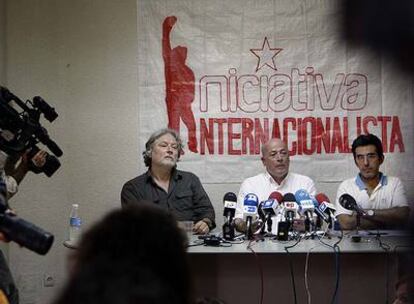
(121, 128), (215, 234)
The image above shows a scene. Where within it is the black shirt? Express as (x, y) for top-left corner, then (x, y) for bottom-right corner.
(121, 169), (215, 229)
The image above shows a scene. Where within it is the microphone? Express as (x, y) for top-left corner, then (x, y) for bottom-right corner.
(295, 189), (314, 211)
(311, 197), (331, 223)
(222, 192), (237, 240)
(339, 194), (366, 216)
(243, 193), (259, 240)
(294, 189), (315, 232)
(275, 193), (296, 240)
(261, 192), (283, 234)
(339, 193), (365, 242)
(223, 192), (237, 219)
(282, 193), (298, 228)
(260, 200), (275, 234)
(315, 193), (336, 228)
(258, 191), (283, 228)
(261, 192), (283, 218)
(269, 191), (284, 202)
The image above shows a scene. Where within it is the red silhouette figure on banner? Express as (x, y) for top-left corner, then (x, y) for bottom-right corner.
(162, 16), (198, 153)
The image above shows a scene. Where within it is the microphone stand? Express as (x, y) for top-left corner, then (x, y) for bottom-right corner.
(259, 214), (273, 236)
(351, 212), (362, 242)
(311, 214), (319, 239)
(223, 215), (235, 240)
(259, 214), (267, 235)
(286, 212), (295, 240)
(328, 215), (334, 230)
(304, 216), (310, 233)
(304, 211), (315, 239)
(267, 216), (273, 234)
(246, 216), (253, 240)
(309, 213), (318, 239)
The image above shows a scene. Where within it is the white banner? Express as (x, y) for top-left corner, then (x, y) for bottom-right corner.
(137, 0), (414, 184)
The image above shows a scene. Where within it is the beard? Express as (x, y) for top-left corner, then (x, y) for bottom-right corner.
(160, 157), (177, 168)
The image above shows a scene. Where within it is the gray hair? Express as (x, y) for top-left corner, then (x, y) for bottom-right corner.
(261, 138), (286, 156)
(143, 128), (184, 167)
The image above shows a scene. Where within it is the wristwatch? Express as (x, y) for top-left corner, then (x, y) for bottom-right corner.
(366, 210), (375, 217)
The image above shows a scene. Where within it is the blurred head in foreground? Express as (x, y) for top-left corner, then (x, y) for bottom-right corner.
(52, 203), (191, 304)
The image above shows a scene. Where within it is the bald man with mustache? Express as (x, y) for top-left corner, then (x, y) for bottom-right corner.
(234, 138), (316, 233)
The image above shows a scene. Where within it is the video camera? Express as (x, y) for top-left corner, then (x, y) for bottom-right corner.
(0, 178), (54, 255)
(0, 86), (62, 176)
(0, 86), (61, 255)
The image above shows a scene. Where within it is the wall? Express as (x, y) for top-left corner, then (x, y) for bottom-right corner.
(2, 1), (413, 303)
(5, 1), (139, 303)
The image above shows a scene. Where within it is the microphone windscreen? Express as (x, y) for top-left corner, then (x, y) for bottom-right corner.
(339, 193), (357, 210)
(294, 189), (310, 201)
(315, 193), (330, 204)
(268, 191), (283, 203)
(223, 192), (237, 204)
(243, 193), (259, 207)
(283, 192), (296, 203)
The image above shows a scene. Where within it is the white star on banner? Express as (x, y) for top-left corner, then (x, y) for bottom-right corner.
(250, 37), (283, 72)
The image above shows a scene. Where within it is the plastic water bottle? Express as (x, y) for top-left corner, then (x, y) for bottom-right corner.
(69, 204), (81, 243)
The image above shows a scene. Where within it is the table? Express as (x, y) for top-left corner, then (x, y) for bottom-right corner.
(187, 231), (412, 304)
